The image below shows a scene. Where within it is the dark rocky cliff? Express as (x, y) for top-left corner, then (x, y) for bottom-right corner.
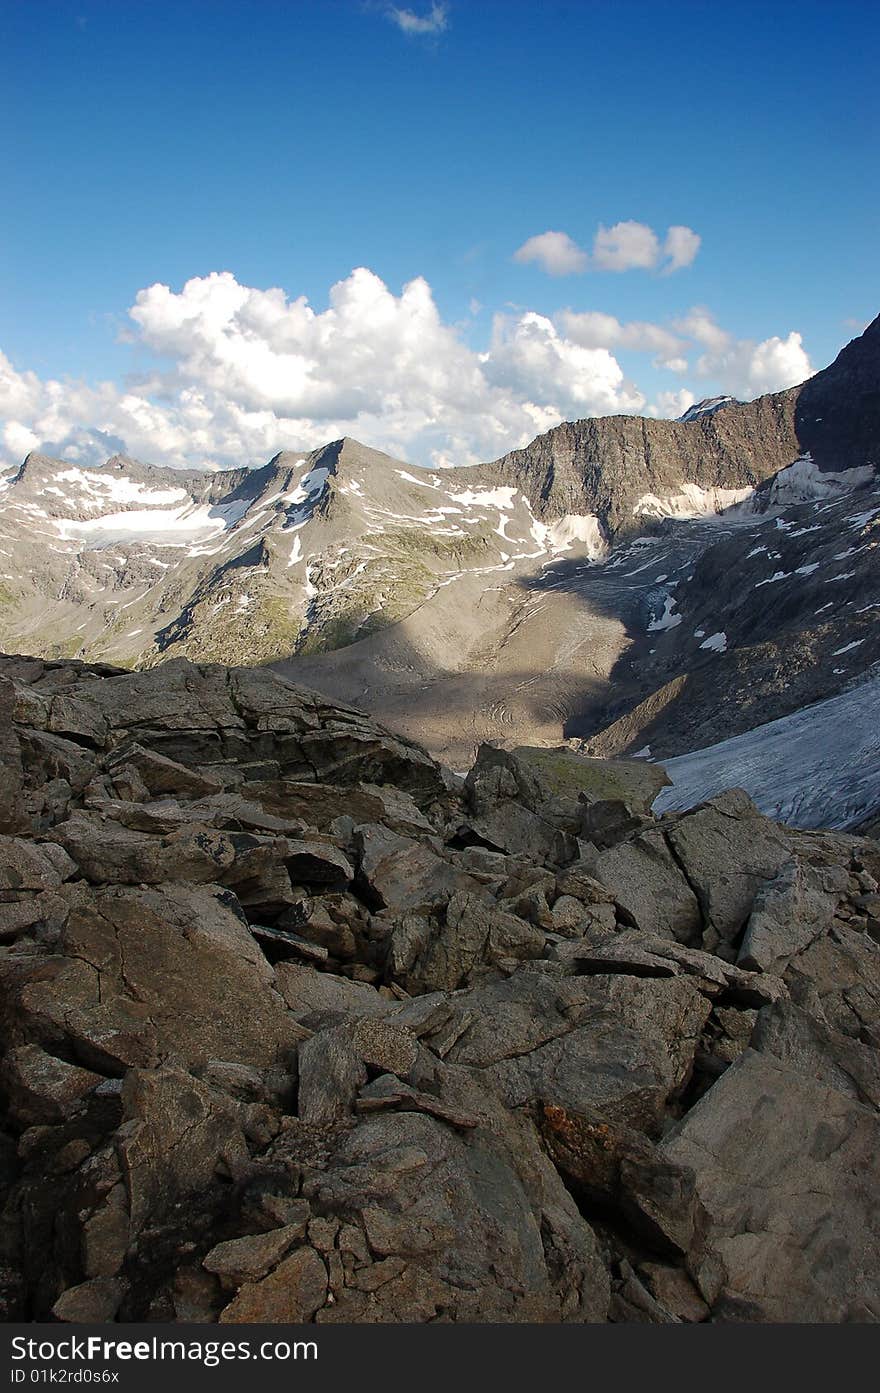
(483, 312), (880, 534)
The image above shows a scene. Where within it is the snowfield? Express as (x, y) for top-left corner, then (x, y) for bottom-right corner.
(654, 672), (880, 829)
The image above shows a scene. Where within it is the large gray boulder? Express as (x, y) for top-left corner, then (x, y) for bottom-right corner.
(649, 1044), (880, 1321)
(665, 790), (792, 953)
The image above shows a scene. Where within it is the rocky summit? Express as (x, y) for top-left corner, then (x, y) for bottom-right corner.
(1, 654), (879, 1323)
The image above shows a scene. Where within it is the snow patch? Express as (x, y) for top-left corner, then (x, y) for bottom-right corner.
(648, 595), (682, 632)
(633, 482), (753, 520)
(758, 455), (874, 508)
(832, 640), (864, 657)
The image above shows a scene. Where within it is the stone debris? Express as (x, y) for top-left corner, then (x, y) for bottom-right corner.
(0, 655), (878, 1323)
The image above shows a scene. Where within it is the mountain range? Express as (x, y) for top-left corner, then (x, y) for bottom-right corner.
(1, 312), (878, 829)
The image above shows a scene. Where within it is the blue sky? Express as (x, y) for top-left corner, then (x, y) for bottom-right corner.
(1, 0), (877, 470)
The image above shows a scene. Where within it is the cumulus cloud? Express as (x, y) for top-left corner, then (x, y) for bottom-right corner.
(0, 270), (646, 472)
(662, 225), (701, 273)
(647, 388), (697, 419)
(515, 221), (702, 275)
(513, 231), (589, 277)
(0, 272), (815, 475)
(674, 307), (813, 396)
(385, 3), (448, 36)
(483, 312), (645, 418)
(558, 303), (813, 397)
(558, 309), (687, 369)
(592, 221), (661, 272)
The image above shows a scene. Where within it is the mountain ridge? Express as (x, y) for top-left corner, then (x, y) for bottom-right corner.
(0, 312), (878, 821)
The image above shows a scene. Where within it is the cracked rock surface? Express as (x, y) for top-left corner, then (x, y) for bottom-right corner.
(1, 655), (878, 1323)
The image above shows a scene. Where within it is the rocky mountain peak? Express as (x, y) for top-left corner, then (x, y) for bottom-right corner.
(794, 311), (880, 473)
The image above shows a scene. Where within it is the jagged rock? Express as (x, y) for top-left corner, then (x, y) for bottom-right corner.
(460, 745), (558, 859)
(237, 780), (427, 836)
(665, 791), (792, 952)
(296, 1027), (367, 1124)
(737, 858), (837, 972)
(276, 964), (395, 1025)
(752, 999), (880, 1109)
(0, 1044), (102, 1125)
(0, 681), (28, 834)
(0, 890), (68, 943)
(579, 799), (647, 849)
(391, 890), (545, 994)
(3, 650), (880, 1324)
(357, 1074), (479, 1128)
(512, 747), (670, 813)
(203, 1223), (307, 1286)
(118, 1067), (248, 1232)
(779, 920), (880, 1043)
(354, 823), (468, 913)
(439, 969), (711, 1127)
(350, 1017), (418, 1077)
(304, 1103), (610, 1322)
(52, 1276), (127, 1323)
(591, 828), (702, 944)
(647, 1047), (880, 1320)
(9, 883), (306, 1071)
(611, 1262), (680, 1323)
(50, 813), (242, 884)
(106, 743), (223, 799)
(275, 892), (365, 960)
(559, 930), (789, 1007)
(554, 861), (617, 904)
(638, 1263), (710, 1323)
(249, 924), (329, 962)
(283, 840), (354, 887)
(199, 1060), (294, 1109)
(0, 835), (76, 892)
(549, 894), (593, 937)
(218, 1246), (328, 1323)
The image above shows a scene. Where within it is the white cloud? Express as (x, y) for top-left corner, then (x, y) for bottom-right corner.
(558, 309), (686, 368)
(0, 270), (645, 473)
(483, 312), (645, 418)
(592, 221), (661, 272)
(647, 388), (697, 419)
(0, 272), (814, 476)
(674, 307), (813, 396)
(515, 221), (701, 275)
(513, 231), (589, 276)
(742, 332), (813, 395)
(673, 305), (730, 351)
(662, 225), (701, 272)
(385, 3), (448, 36)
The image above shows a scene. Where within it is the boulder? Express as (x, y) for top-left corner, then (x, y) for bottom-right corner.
(391, 890), (545, 993)
(203, 1224), (307, 1286)
(51, 1276), (126, 1323)
(118, 1067), (248, 1232)
(738, 858), (837, 973)
(647, 1048), (880, 1320)
(0, 1044), (102, 1126)
(304, 1103), (610, 1322)
(665, 791), (792, 952)
(12, 883), (306, 1071)
(106, 743), (223, 800)
(591, 828), (702, 943)
(354, 824), (468, 913)
(440, 969), (711, 1129)
(218, 1246), (328, 1323)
